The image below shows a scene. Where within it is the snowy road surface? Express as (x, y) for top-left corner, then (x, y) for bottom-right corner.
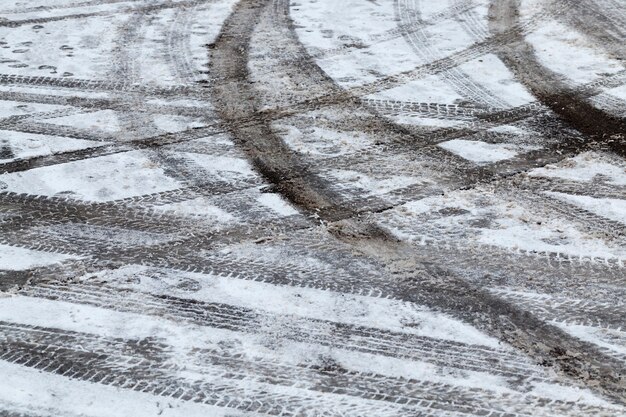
(0, 0), (625, 415)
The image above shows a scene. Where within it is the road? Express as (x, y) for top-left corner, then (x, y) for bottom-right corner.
(0, 0), (624, 415)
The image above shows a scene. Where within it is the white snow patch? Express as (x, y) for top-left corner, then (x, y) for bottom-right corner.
(46, 109), (120, 133)
(317, 36), (424, 88)
(0, 100), (68, 118)
(478, 217), (626, 260)
(181, 152), (257, 181)
(0, 150), (182, 202)
(277, 123), (375, 157)
(292, 0), (399, 55)
(421, 18), (476, 57)
(329, 169), (420, 195)
(529, 152), (626, 185)
(333, 349), (615, 407)
(525, 20), (623, 84)
(257, 193), (299, 216)
(0, 360), (249, 417)
(603, 83), (626, 103)
(152, 114), (206, 133)
(556, 323), (626, 357)
(388, 114), (468, 129)
(457, 53), (536, 106)
(0, 85), (111, 99)
(0, 130), (103, 162)
(146, 97), (211, 108)
(334, 349), (513, 392)
(95, 264), (502, 348)
(488, 124), (530, 135)
(0, 295), (500, 383)
(384, 190), (626, 260)
(154, 197), (236, 222)
(367, 75), (464, 104)
(439, 139), (540, 163)
(0, 14), (121, 79)
(546, 192), (626, 225)
(527, 381), (620, 409)
(0, 244), (76, 271)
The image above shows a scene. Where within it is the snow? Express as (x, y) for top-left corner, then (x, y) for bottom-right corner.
(478, 215), (626, 260)
(2, 1), (141, 21)
(419, 0), (457, 20)
(0, 85), (112, 99)
(181, 152), (257, 181)
(546, 192), (626, 225)
(383, 189), (626, 261)
(557, 323), (626, 357)
(154, 197), (237, 221)
(0, 14), (121, 79)
(292, 0), (425, 88)
(529, 152), (626, 185)
(90, 264), (502, 347)
(524, 20), (623, 84)
(421, 18), (475, 57)
(457, 53), (536, 107)
(0, 130), (104, 163)
(275, 123), (375, 158)
(292, 0), (400, 53)
(151, 114), (206, 133)
(329, 169), (420, 196)
(603, 83), (626, 103)
(256, 193), (299, 217)
(1, 0), (625, 413)
(0, 244), (77, 271)
(439, 139), (539, 164)
(46, 109), (121, 133)
(0, 150), (182, 201)
(316, 37), (424, 88)
(0, 294), (498, 381)
(0, 100), (68, 118)
(146, 97), (211, 108)
(366, 75), (464, 104)
(0, 360), (250, 417)
(389, 114), (468, 128)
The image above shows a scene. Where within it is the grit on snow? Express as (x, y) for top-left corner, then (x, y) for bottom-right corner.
(0, 0), (625, 416)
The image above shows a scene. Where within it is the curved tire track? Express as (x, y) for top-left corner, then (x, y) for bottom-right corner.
(395, 0), (510, 108)
(488, 0), (625, 157)
(208, 0), (626, 405)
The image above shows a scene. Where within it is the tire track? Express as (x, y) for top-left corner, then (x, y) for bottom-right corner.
(549, 0), (626, 62)
(0, 323), (429, 417)
(209, 0), (379, 221)
(395, 0), (510, 108)
(165, 3), (203, 85)
(0, 73), (205, 97)
(361, 99), (492, 121)
(1, 0), (137, 14)
(0, 125), (222, 174)
(208, 0), (626, 405)
(0, 89), (214, 118)
(490, 289), (626, 331)
(3, 294), (621, 416)
(488, 0), (626, 157)
(20, 282), (538, 380)
(3, 67), (621, 180)
(0, 0), (213, 28)
(449, 0), (626, 118)
(1, 120), (115, 142)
